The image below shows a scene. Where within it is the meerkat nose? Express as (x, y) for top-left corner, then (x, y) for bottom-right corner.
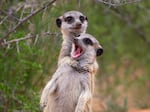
(76, 23), (82, 27)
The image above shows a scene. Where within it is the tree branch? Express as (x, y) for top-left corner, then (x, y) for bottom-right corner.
(0, 0), (56, 46)
(1, 32), (60, 47)
(95, 0), (141, 7)
(1, 34), (35, 47)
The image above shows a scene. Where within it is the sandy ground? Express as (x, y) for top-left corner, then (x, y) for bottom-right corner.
(128, 108), (150, 112)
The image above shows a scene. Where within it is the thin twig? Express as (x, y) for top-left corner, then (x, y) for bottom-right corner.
(2, 33), (35, 47)
(96, 0), (141, 7)
(34, 34), (39, 45)
(1, 32), (60, 47)
(77, 0), (81, 8)
(0, 16), (8, 25)
(0, 9), (19, 21)
(0, 0), (56, 46)
(16, 41), (20, 53)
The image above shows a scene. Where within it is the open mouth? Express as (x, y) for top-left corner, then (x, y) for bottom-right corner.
(71, 40), (83, 59)
(71, 27), (81, 30)
(74, 26), (81, 29)
(70, 25), (82, 30)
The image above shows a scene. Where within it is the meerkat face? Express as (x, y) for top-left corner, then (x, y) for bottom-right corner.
(56, 11), (88, 36)
(71, 34), (103, 60)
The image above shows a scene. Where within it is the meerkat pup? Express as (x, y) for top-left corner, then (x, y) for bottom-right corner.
(40, 33), (103, 112)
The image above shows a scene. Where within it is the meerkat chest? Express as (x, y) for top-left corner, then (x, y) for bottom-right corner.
(57, 67), (89, 89)
(56, 66), (90, 99)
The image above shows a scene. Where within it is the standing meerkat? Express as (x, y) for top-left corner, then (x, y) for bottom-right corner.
(40, 33), (103, 112)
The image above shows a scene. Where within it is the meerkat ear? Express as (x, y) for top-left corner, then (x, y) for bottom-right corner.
(96, 48), (103, 56)
(56, 18), (62, 28)
(85, 16), (88, 21)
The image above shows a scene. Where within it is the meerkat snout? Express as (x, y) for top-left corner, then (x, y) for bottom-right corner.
(75, 22), (82, 29)
(56, 11), (88, 36)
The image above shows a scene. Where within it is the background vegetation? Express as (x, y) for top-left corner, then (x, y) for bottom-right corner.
(0, 0), (150, 112)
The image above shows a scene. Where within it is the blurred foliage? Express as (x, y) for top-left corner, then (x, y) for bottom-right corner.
(0, 0), (150, 112)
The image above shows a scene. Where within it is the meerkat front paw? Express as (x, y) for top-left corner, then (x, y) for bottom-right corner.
(40, 91), (48, 111)
(69, 59), (79, 68)
(40, 101), (47, 111)
(81, 64), (93, 73)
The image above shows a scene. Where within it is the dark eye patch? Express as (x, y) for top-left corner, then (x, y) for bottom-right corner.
(83, 38), (93, 45)
(65, 16), (74, 24)
(79, 16), (85, 23)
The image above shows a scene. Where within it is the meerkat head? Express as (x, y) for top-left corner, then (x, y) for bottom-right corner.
(71, 33), (103, 63)
(56, 11), (88, 37)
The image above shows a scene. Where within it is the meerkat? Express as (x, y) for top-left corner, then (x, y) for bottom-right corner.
(40, 33), (103, 112)
(40, 11), (100, 111)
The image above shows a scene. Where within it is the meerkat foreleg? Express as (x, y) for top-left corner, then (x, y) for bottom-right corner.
(58, 40), (73, 66)
(75, 81), (92, 112)
(40, 78), (57, 110)
(40, 69), (63, 110)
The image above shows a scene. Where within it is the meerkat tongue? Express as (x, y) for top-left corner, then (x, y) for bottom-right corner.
(72, 47), (82, 59)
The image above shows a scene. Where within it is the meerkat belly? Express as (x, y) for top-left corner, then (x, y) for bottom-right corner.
(54, 67), (84, 112)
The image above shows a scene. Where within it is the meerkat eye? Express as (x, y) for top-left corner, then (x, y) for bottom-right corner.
(83, 38), (93, 45)
(79, 16), (85, 23)
(65, 16), (74, 23)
